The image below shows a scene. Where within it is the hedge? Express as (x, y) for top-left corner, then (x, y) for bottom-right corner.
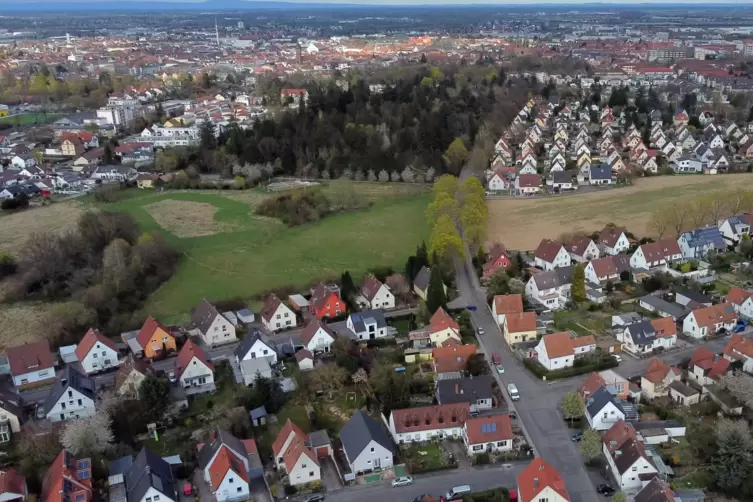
(462, 487), (510, 502)
(523, 356), (618, 380)
(407, 461), (459, 474)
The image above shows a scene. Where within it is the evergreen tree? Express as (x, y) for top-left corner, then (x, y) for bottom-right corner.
(199, 120), (217, 150)
(426, 266), (447, 314)
(340, 271), (356, 308)
(571, 263), (586, 304)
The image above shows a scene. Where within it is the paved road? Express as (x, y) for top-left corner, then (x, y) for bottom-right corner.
(320, 464), (526, 502)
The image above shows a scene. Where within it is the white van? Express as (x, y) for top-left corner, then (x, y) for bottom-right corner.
(508, 383), (520, 401)
(445, 485), (472, 500)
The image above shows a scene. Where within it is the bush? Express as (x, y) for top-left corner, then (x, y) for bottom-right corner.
(93, 184), (122, 203)
(463, 488), (509, 502)
(0, 253), (17, 279)
(255, 188), (332, 226)
(523, 355), (618, 380)
(474, 453), (491, 465)
(284, 485), (298, 496)
(1, 194), (29, 211)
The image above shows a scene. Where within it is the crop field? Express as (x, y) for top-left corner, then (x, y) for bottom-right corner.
(487, 173), (753, 250)
(0, 112), (64, 126)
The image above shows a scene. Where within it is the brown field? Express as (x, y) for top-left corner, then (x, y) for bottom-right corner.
(0, 200), (85, 255)
(488, 173), (753, 251)
(0, 301), (54, 349)
(145, 199), (239, 237)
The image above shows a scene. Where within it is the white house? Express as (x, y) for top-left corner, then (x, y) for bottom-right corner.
(126, 448), (178, 502)
(346, 310), (388, 340)
(585, 387), (626, 431)
(74, 328), (120, 375)
(300, 319), (336, 353)
(517, 458), (570, 502)
(672, 155), (703, 174)
(10, 155), (37, 170)
(45, 367), (97, 423)
(387, 403), (469, 444)
(629, 239), (683, 270)
(727, 287), (753, 319)
(462, 414), (513, 456)
(602, 421), (659, 491)
(567, 235), (601, 263)
(234, 330), (277, 365)
(7, 341), (56, 388)
(191, 298), (238, 347)
(176, 341), (215, 395)
(599, 227), (631, 255)
(534, 239), (571, 271)
(678, 227), (726, 260)
(272, 420), (321, 486)
(718, 215), (752, 245)
(340, 410), (395, 473)
(584, 255), (630, 285)
(682, 304), (737, 339)
(525, 266), (573, 310)
(198, 429), (260, 502)
(260, 294), (297, 331)
(487, 171), (511, 191)
(535, 332), (574, 370)
(357, 276), (395, 310)
(617, 318), (677, 355)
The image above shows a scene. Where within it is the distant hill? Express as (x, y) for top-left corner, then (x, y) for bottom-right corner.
(0, 0), (367, 13)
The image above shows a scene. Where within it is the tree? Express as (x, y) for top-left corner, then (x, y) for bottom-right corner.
(458, 176), (485, 204)
(571, 264), (586, 304)
(433, 174), (459, 199)
(561, 391), (585, 424)
(443, 138), (469, 175)
(713, 418), (753, 492)
(580, 429), (602, 460)
(247, 374), (286, 413)
(612, 493), (626, 502)
(426, 266), (447, 314)
(139, 376), (170, 421)
(742, 234), (753, 258)
(719, 372), (753, 408)
(307, 364), (348, 399)
(486, 270), (511, 298)
(340, 271), (356, 307)
(466, 354), (485, 376)
(385, 273), (410, 302)
(425, 192), (459, 225)
(60, 410), (114, 456)
(428, 214), (464, 264)
(199, 120), (217, 150)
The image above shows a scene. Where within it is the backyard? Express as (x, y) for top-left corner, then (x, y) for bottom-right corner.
(0, 112), (64, 126)
(402, 442), (457, 473)
(487, 173), (753, 250)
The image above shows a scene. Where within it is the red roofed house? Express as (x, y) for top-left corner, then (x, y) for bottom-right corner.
(504, 312), (538, 346)
(176, 340), (215, 395)
(515, 174), (542, 195)
(272, 420), (321, 486)
(566, 235), (600, 263)
(517, 458), (569, 502)
(482, 244), (513, 282)
(261, 294), (297, 331)
(682, 303), (737, 339)
(492, 293), (524, 325)
(462, 414), (513, 456)
(309, 283), (344, 320)
(387, 403), (470, 444)
(432, 344), (477, 374)
(534, 239), (571, 271)
(629, 238), (683, 270)
(197, 429), (261, 502)
(299, 319), (336, 353)
(722, 334), (753, 373)
(61, 137), (85, 157)
(7, 341), (55, 388)
(727, 287), (753, 319)
(428, 307), (461, 347)
(41, 450), (92, 502)
(75, 328), (120, 375)
(135, 316), (176, 359)
(579, 372), (607, 400)
(357, 276), (394, 310)
(641, 359), (681, 399)
(0, 469), (26, 502)
(584, 255), (630, 285)
(673, 110), (689, 126)
(602, 421), (658, 491)
(599, 226), (631, 256)
(534, 332), (596, 371)
(687, 346), (730, 386)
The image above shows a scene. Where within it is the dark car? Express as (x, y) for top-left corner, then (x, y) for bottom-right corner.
(597, 485), (616, 496)
(304, 495), (325, 502)
(571, 431), (584, 442)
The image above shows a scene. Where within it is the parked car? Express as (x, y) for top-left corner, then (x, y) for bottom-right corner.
(612, 355), (622, 363)
(492, 353), (501, 365)
(392, 476), (413, 487)
(571, 431), (584, 442)
(596, 485), (615, 496)
(496, 364), (505, 374)
(477, 326), (485, 335)
(304, 495), (325, 502)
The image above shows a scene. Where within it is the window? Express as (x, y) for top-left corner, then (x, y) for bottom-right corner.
(162, 336), (168, 343)
(93, 353), (98, 359)
(276, 314), (281, 320)
(78, 399), (82, 406)
(371, 447), (375, 452)
(632, 467), (637, 472)
(263, 350), (268, 355)
(237, 487), (243, 493)
(146, 498), (152, 502)
(538, 498), (548, 502)
(285, 312), (289, 318)
(154, 496), (159, 501)
(309, 472), (314, 477)
(229, 478), (234, 484)
(102, 351), (106, 356)
(302, 463), (307, 468)
(473, 445), (483, 451)
(214, 327), (218, 332)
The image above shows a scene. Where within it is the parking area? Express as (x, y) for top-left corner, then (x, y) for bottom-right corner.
(320, 456), (343, 491)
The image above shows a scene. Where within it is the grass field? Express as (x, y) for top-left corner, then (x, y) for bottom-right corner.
(0, 112), (63, 126)
(91, 183), (430, 321)
(488, 173), (753, 250)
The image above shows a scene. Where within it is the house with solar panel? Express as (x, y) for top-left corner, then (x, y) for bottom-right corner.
(45, 366), (96, 423)
(345, 310), (388, 341)
(677, 226), (726, 260)
(461, 414), (514, 456)
(41, 449), (92, 502)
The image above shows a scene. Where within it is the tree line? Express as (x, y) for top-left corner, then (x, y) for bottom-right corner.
(649, 189), (753, 239)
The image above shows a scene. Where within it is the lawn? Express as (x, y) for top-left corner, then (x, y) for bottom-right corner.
(488, 173), (753, 250)
(0, 112), (63, 126)
(91, 185), (430, 321)
(187, 362), (237, 414)
(553, 310), (609, 337)
(673, 469), (715, 489)
(402, 442), (453, 473)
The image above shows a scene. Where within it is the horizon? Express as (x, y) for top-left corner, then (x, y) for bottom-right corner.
(6, 0), (753, 4)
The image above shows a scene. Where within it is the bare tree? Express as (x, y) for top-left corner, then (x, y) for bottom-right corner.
(386, 273), (411, 302)
(689, 198), (712, 228)
(60, 410), (114, 456)
(307, 364), (348, 399)
(378, 169), (390, 182)
(666, 204), (690, 236)
(648, 211), (669, 239)
(707, 198), (729, 226)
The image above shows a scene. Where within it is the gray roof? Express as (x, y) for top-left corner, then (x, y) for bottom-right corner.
(532, 266), (573, 289)
(192, 298), (220, 335)
(126, 448), (176, 502)
(308, 429), (331, 448)
(349, 310), (387, 333)
(197, 428), (250, 470)
(235, 329), (275, 360)
(668, 380), (699, 397)
(109, 455), (134, 476)
(0, 388), (24, 422)
(413, 266), (431, 292)
(339, 410), (395, 462)
(613, 439), (651, 474)
(586, 386), (623, 417)
(626, 320), (657, 347)
(639, 295), (688, 319)
(436, 376), (494, 405)
(590, 164), (612, 180)
(675, 289), (712, 305)
(249, 406), (267, 420)
(44, 365), (95, 413)
(552, 170), (572, 184)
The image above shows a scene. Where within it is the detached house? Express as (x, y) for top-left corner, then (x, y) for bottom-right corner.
(584, 255), (630, 285)
(566, 235), (600, 263)
(175, 340), (215, 396)
(534, 332), (595, 371)
(517, 458), (569, 502)
(629, 239), (683, 271)
(618, 318), (677, 355)
(718, 214), (753, 246)
(482, 244), (512, 281)
(428, 308), (461, 347)
(75, 328), (120, 375)
(525, 266), (573, 310)
(585, 387), (626, 431)
(492, 294), (524, 327)
(688, 346), (731, 386)
(678, 226), (725, 259)
(191, 298), (238, 347)
(600, 226), (631, 256)
(436, 376), (494, 413)
(602, 421), (658, 491)
(41, 450), (92, 502)
(300, 319), (336, 353)
(261, 294), (297, 332)
(387, 403), (470, 444)
(45, 366), (96, 423)
(727, 287), (753, 319)
(135, 316), (176, 359)
(340, 410), (395, 474)
(722, 334), (753, 373)
(234, 330), (277, 366)
(534, 239), (571, 271)
(641, 359), (681, 399)
(462, 414), (513, 456)
(7, 341), (55, 388)
(347, 310), (388, 341)
(272, 420), (320, 486)
(125, 448), (178, 502)
(198, 429), (262, 502)
(309, 283), (343, 320)
(682, 303), (737, 339)
(357, 276), (394, 310)
(515, 174), (542, 195)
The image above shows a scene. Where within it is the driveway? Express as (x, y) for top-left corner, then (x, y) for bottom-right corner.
(250, 477), (273, 502)
(321, 456), (343, 491)
(442, 440), (471, 468)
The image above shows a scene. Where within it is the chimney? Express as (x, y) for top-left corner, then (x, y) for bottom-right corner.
(534, 478), (539, 489)
(615, 450), (622, 457)
(455, 383), (459, 394)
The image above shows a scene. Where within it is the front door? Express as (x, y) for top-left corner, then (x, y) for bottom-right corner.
(374, 457), (381, 469)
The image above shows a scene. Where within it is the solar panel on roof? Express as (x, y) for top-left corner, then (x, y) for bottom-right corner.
(481, 423), (497, 433)
(77, 460), (89, 469)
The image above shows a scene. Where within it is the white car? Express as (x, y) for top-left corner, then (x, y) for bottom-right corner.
(613, 355), (623, 363)
(392, 476), (413, 487)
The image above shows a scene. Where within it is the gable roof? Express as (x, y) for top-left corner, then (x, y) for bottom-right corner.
(192, 298), (221, 335)
(340, 410), (395, 461)
(590, 164), (612, 180)
(235, 329), (274, 360)
(310, 283), (340, 311)
(74, 328), (118, 362)
(0, 468), (26, 497)
(589, 256), (619, 278)
(272, 419), (307, 458)
(579, 372), (607, 399)
(650, 317), (677, 338)
(207, 446), (248, 489)
(175, 340), (213, 379)
(643, 359), (678, 384)
(541, 332), (574, 359)
(7, 341), (54, 377)
(506, 312), (537, 333)
(535, 239), (565, 263)
(360, 276), (385, 302)
(432, 344), (477, 373)
(494, 294), (523, 315)
(681, 226), (725, 251)
(517, 458), (569, 502)
(566, 235), (595, 256)
(136, 316), (172, 348)
(464, 414), (513, 445)
(638, 239), (682, 262)
(300, 319), (335, 346)
(727, 287), (753, 306)
(436, 376), (494, 405)
(613, 438), (653, 475)
(41, 450), (92, 502)
(349, 310), (387, 332)
(634, 477), (675, 502)
(413, 266), (431, 291)
(44, 366), (95, 413)
(586, 386), (624, 418)
(429, 307), (459, 334)
(260, 294), (284, 322)
(391, 403), (470, 434)
(603, 420), (637, 454)
(626, 320), (657, 347)
(125, 448), (176, 502)
(532, 266), (574, 290)
(689, 303), (737, 328)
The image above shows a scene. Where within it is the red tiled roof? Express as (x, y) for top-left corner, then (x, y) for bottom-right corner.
(690, 346), (716, 369)
(360, 276), (384, 302)
(432, 345), (477, 373)
(175, 340), (213, 379)
(41, 450), (92, 502)
(429, 307), (459, 334)
(136, 316), (172, 348)
(464, 414), (513, 445)
(517, 458), (569, 502)
(0, 469), (26, 498)
(579, 372), (607, 399)
(260, 294), (283, 322)
(566, 235), (594, 256)
(208, 446), (248, 490)
(506, 312), (537, 333)
(590, 256), (619, 278)
(391, 403), (470, 434)
(517, 174), (541, 188)
(603, 420), (638, 454)
(727, 287), (753, 306)
(689, 304), (736, 329)
(535, 239), (564, 263)
(650, 318), (677, 339)
(541, 332), (574, 359)
(299, 319), (334, 346)
(7, 341), (54, 377)
(643, 359), (677, 384)
(494, 294), (523, 315)
(272, 419), (307, 458)
(74, 328), (118, 362)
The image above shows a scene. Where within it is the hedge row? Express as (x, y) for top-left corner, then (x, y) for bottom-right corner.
(523, 356), (618, 380)
(462, 487), (511, 502)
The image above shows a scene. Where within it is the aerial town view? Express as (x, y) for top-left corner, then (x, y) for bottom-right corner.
(5, 1), (753, 502)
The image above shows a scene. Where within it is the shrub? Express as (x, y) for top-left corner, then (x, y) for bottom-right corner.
(524, 355), (618, 380)
(1, 194), (29, 211)
(93, 184), (122, 203)
(0, 253), (17, 279)
(255, 188), (332, 226)
(284, 485), (298, 496)
(474, 453), (491, 465)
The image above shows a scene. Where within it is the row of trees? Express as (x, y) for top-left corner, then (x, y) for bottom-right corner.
(426, 175), (466, 268)
(649, 189), (753, 238)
